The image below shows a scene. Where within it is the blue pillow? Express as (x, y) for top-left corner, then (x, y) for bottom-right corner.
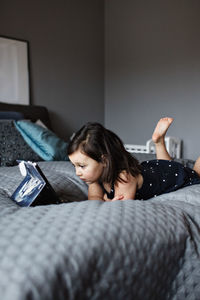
(14, 120), (69, 161)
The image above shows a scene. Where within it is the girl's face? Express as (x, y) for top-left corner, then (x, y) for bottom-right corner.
(68, 150), (104, 184)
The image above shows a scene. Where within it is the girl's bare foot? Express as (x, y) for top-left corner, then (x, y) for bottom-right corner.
(152, 117), (174, 144)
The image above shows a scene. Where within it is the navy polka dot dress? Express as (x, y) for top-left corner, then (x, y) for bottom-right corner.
(135, 159), (200, 200)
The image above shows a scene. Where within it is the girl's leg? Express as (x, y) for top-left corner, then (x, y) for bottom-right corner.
(152, 117), (174, 160)
(193, 157), (200, 176)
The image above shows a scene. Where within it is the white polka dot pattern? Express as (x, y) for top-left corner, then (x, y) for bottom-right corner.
(136, 159), (200, 200)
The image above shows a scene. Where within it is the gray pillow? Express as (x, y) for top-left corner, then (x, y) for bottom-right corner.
(0, 120), (42, 167)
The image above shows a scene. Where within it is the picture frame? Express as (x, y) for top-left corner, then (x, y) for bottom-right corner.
(0, 36), (30, 105)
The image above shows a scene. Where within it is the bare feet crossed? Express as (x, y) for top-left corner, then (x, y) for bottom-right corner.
(152, 117), (174, 144)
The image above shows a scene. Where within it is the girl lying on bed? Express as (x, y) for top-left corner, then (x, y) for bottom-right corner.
(68, 118), (200, 201)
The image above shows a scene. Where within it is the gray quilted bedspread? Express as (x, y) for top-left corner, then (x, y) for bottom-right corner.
(0, 162), (200, 300)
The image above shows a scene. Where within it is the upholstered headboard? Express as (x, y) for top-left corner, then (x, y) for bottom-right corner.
(0, 102), (51, 129)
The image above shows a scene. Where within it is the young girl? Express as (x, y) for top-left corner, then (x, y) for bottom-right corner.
(67, 118), (200, 201)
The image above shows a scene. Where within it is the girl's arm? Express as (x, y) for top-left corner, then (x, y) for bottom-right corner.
(88, 182), (124, 201)
(88, 173), (139, 201)
(106, 172), (139, 201)
(88, 182), (104, 200)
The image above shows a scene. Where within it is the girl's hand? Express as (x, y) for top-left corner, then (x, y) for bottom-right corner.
(103, 194), (124, 201)
(111, 195), (124, 201)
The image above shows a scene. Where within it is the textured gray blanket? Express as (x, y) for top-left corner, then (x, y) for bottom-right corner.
(0, 162), (200, 300)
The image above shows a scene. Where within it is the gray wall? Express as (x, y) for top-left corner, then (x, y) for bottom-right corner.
(105, 0), (200, 160)
(1, 1), (200, 160)
(0, 0), (104, 140)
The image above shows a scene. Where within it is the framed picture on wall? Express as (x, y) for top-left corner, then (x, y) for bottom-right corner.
(0, 36), (30, 105)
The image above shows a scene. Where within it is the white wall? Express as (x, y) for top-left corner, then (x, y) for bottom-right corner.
(105, 0), (200, 160)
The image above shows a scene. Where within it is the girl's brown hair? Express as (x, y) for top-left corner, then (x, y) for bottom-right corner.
(67, 122), (141, 185)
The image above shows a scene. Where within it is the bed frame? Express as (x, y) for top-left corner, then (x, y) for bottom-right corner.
(0, 102), (51, 129)
(125, 136), (182, 159)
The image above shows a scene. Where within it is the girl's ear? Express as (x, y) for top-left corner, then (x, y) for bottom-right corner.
(101, 154), (107, 166)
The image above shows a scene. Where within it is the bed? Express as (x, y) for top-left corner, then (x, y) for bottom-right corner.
(0, 102), (200, 300)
